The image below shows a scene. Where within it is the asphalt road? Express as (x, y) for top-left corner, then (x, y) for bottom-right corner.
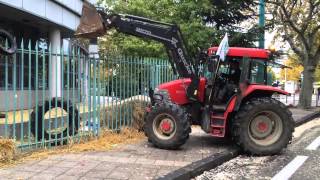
(195, 119), (320, 180)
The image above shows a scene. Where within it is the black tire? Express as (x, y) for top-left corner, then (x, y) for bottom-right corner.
(231, 97), (294, 155)
(31, 99), (79, 141)
(144, 103), (190, 150)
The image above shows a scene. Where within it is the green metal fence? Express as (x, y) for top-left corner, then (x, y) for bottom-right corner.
(0, 39), (175, 149)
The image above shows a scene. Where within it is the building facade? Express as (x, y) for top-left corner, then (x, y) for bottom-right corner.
(0, 0), (96, 111)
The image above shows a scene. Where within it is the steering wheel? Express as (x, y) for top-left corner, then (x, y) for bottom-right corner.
(0, 29), (17, 55)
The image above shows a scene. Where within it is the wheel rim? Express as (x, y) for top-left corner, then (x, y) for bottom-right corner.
(152, 113), (177, 140)
(248, 111), (283, 146)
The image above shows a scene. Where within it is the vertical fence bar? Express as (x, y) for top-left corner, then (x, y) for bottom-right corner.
(41, 44), (46, 146)
(4, 40), (9, 138)
(88, 58), (92, 133)
(66, 48), (70, 142)
(122, 57), (125, 127)
(126, 57), (130, 126)
(92, 56), (96, 135)
(102, 57), (106, 129)
(97, 56), (101, 134)
(77, 49), (81, 141)
(106, 55), (109, 129)
(130, 57), (133, 126)
(72, 48), (76, 137)
(54, 46), (58, 146)
(114, 56), (118, 130)
(48, 43), (52, 147)
(81, 53), (86, 133)
(12, 46), (17, 140)
(20, 40), (24, 146)
(35, 41), (39, 147)
(110, 56), (114, 130)
(27, 40), (32, 146)
(60, 47), (64, 145)
(119, 56), (122, 129)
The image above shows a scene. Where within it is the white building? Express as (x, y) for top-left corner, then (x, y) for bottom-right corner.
(0, 0), (97, 110)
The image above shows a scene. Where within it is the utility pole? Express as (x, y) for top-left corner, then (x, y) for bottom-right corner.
(259, 0), (265, 49)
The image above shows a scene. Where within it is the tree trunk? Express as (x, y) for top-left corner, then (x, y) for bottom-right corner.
(298, 64), (315, 109)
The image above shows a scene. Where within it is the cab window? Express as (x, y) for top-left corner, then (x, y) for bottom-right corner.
(249, 59), (266, 84)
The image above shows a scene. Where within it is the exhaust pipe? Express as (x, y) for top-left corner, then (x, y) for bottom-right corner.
(75, 1), (106, 38)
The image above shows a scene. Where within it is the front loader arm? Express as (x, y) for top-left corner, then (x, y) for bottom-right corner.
(102, 13), (195, 78)
(75, 2), (200, 101)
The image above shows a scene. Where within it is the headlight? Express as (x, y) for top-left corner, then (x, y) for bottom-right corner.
(153, 89), (169, 102)
(153, 94), (163, 101)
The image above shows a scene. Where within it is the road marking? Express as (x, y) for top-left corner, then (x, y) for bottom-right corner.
(306, 136), (320, 150)
(271, 155), (308, 180)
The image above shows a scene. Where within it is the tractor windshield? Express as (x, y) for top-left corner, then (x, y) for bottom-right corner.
(249, 59), (266, 84)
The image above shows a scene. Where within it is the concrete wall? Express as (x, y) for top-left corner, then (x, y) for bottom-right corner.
(0, 90), (80, 111)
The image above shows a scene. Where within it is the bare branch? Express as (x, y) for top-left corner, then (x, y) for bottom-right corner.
(280, 4), (310, 50)
(283, 25), (304, 58)
(265, 0), (281, 6)
(301, 1), (314, 32)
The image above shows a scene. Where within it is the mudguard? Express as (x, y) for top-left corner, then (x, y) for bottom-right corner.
(242, 84), (289, 97)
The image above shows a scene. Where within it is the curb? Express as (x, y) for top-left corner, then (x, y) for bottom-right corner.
(295, 111), (320, 127)
(156, 147), (240, 180)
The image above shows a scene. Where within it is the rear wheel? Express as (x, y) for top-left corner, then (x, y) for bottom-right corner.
(144, 103), (190, 149)
(232, 97), (294, 155)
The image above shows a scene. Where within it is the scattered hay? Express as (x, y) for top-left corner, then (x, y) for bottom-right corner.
(0, 138), (15, 163)
(64, 127), (145, 152)
(132, 101), (147, 131)
(0, 127), (145, 168)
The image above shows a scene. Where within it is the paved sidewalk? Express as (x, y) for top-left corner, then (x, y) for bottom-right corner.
(290, 107), (319, 122)
(0, 127), (232, 180)
(0, 108), (318, 180)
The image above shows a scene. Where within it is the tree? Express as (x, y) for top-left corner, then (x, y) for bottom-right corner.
(280, 56), (303, 81)
(98, 0), (257, 58)
(267, 0), (320, 108)
(202, 0), (257, 30)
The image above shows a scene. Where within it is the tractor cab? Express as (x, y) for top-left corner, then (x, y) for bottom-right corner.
(205, 47), (276, 110)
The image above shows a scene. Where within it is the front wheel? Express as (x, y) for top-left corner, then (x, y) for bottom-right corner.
(144, 103), (190, 149)
(232, 97), (294, 155)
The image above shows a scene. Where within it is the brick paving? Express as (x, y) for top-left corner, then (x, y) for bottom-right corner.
(0, 108), (318, 180)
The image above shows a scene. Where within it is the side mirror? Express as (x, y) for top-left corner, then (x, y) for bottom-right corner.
(208, 55), (219, 72)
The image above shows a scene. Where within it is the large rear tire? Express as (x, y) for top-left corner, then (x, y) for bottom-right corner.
(231, 97), (294, 155)
(144, 103), (190, 150)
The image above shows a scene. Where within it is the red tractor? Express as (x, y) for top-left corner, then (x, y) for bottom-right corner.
(76, 2), (294, 155)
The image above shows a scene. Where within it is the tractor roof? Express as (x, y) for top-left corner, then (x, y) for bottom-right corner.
(208, 47), (270, 59)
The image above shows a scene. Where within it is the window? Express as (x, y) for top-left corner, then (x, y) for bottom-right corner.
(63, 57), (79, 89)
(0, 53), (48, 90)
(249, 59), (266, 84)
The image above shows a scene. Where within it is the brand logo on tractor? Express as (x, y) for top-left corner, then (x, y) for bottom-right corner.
(136, 27), (152, 35)
(178, 48), (192, 74)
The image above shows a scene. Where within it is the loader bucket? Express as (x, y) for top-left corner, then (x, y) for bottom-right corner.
(75, 1), (106, 38)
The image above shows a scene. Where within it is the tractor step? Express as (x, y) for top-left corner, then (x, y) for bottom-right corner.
(211, 115), (224, 119)
(212, 127), (225, 137)
(211, 118), (224, 126)
(211, 114), (226, 137)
